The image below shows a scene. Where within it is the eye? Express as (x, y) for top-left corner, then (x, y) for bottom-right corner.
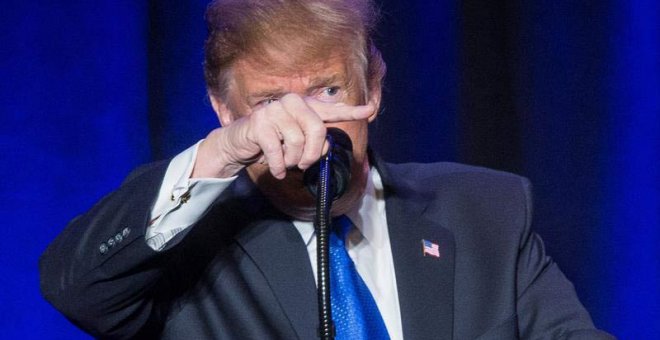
(255, 97), (278, 107)
(324, 86), (340, 96)
(316, 86), (342, 103)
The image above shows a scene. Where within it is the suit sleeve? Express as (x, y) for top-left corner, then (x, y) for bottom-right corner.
(515, 178), (615, 339)
(39, 161), (178, 339)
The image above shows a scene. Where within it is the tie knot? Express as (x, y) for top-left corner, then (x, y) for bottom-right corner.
(332, 215), (353, 240)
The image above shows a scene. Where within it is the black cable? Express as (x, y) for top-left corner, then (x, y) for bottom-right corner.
(315, 134), (335, 340)
(306, 129), (353, 339)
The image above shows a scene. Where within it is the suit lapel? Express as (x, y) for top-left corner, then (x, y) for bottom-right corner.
(229, 176), (317, 339)
(236, 219), (319, 339)
(380, 161), (456, 339)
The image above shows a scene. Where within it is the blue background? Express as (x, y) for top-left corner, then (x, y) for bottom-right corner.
(1, 0), (658, 338)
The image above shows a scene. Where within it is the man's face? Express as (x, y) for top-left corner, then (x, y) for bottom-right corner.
(216, 55), (377, 220)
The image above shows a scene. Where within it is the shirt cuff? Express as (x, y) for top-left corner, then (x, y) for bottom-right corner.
(146, 140), (236, 250)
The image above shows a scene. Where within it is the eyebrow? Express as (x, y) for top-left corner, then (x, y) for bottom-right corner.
(307, 73), (341, 90)
(247, 88), (287, 103)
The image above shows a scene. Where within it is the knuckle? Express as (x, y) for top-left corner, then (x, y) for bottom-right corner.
(249, 111), (268, 129)
(261, 141), (281, 155)
(252, 106), (267, 118)
(280, 93), (300, 103)
(308, 123), (327, 137)
(287, 134), (305, 146)
(264, 101), (283, 116)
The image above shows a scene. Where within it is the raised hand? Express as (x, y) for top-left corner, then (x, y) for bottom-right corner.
(192, 93), (375, 180)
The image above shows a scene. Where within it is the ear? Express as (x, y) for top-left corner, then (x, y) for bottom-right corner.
(209, 93), (234, 127)
(366, 85), (382, 123)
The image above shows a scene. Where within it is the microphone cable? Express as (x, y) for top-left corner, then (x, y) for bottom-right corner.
(313, 134), (334, 339)
(304, 128), (352, 339)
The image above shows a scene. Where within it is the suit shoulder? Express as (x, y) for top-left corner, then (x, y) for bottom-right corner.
(382, 161), (530, 191)
(381, 161), (533, 234)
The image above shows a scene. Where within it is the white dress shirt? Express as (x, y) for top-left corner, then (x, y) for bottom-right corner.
(147, 142), (403, 339)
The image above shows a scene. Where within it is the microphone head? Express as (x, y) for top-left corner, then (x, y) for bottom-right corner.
(303, 128), (353, 200)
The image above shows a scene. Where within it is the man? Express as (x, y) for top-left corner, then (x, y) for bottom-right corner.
(40, 0), (613, 339)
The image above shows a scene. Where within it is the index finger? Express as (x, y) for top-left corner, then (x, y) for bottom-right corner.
(305, 99), (376, 123)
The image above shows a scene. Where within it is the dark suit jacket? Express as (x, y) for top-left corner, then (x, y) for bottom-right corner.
(40, 158), (614, 339)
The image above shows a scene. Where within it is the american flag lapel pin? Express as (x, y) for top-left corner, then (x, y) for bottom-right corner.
(422, 239), (440, 258)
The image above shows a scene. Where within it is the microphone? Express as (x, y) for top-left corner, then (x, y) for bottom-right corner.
(303, 128), (353, 200)
(304, 128), (352, 338)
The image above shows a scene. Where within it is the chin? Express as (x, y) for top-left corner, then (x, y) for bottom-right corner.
(247, 159), (369, 221)
(269, 185), (365, 222)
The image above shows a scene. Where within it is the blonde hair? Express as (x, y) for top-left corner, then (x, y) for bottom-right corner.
(203, 0), (386, 104)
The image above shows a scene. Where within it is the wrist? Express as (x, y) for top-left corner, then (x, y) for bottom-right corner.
(191, 129), (246, 178)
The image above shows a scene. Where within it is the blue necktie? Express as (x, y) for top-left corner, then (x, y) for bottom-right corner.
(330, 216), (390, 339)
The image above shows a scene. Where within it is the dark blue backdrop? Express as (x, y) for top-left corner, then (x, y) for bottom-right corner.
(2, 0), (658, 338)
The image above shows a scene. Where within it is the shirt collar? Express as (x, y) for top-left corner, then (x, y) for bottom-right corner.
(293, 166), (385, 246)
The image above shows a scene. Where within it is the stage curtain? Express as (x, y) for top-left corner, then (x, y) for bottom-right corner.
(2, 0), (657, 338)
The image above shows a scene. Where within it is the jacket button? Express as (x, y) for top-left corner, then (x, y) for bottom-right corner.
(107, 237), (115, 247)
(115, 233), (123, 243)
(99, 243), (108, 254)
(122, 227), (131, 237)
